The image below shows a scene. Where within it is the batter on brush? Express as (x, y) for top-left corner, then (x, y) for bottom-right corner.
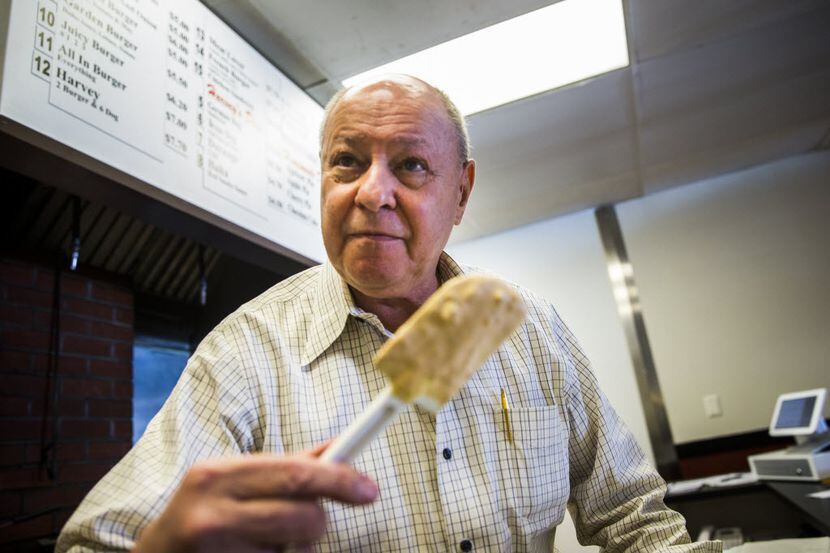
(377, 275), (525, 408)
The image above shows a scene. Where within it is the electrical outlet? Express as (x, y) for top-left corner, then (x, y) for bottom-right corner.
(703, 394), (723, 418)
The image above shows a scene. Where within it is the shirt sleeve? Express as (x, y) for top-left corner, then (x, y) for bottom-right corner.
(55, 326), (260, 553)
(552, 311), (721, 552)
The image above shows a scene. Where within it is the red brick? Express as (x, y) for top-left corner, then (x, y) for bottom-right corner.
(89, 441), (130, 460)
(6, 286), (53, 309)
(56, 442), (86, 463)
(113, 342), (132, 362)
(61, 298), (112, 321)
(0, 397), (30, 417)
(29, 397), (45, 417)
(60, 419), (109, 439)
(113, 380), (132, 399)
(23, 484), (87, 512)
(62, 335), (110, 357)
(59, 314), (90, 335)
(34, 269), (55, 292)
(0, 490), (22, 517)
(112, 420), (131, 439)
(0, 445), (25, 466)
(0, 304), (33, 327)
(58, 355), (88, 376)
(56, 397), (86, 417)
(28, 442), (84, 466)
(58, 462), (112, 484)
(24, 443), (43, 463)
(54, 506), (76, 532)
(23, 444), (36, 463)
(0, 466), (43, 490)
(88, 359), (129, 379)
(60, 275), (88, 298)
(0, 508), (52, 544)
(61, 378), (111, 398)
(1, 374), (46, 397)
(28, 353), (48, 374)
(114, 308), (133, 325)
(30, 353), (85, 376)
(0, 350), (31, 371)
(0, 419), (42, 441)
(0, 329), (51, 351)
(0, 262), (34, 287)
(89, 399), (131, 419)
(89, 321), (132, 342)
(90, 283), (132, 307)
(32, 308), (53, 330)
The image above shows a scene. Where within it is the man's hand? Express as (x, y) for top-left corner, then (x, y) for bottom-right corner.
(132, 449), (378, 553)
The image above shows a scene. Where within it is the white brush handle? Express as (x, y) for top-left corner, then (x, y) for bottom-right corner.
(321, 386), (406, 464)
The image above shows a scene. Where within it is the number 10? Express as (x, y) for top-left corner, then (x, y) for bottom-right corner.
(38, 6), (55, 27)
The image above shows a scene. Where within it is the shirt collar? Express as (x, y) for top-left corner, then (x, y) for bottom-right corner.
(301, 252), (466, 366)
(301, 262), (354, 366)
(436, 250), (465, 282)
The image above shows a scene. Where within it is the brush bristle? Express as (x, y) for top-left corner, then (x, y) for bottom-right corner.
(374, 275), (526, 411)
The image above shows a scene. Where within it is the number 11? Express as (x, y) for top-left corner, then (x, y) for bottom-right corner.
(37, 30), (53, 52)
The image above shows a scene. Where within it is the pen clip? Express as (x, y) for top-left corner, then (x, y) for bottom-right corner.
(501, 388), (513, 444)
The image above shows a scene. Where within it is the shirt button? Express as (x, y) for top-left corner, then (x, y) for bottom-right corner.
(460, 539), (473, 551)
(442, 448), (452, 460)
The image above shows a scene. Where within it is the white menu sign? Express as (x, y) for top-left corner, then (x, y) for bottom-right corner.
(0, 0), (325, 262)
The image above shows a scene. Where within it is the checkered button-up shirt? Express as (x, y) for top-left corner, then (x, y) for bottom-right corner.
(57, 253), (719, 552)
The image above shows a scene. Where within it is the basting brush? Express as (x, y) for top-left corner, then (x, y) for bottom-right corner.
(321, 274), (526, 464)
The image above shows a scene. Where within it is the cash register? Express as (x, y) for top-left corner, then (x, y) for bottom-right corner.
(749, 387), (830, 481)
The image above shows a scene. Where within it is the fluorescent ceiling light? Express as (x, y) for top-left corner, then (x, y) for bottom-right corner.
(342, 0), (629, 115)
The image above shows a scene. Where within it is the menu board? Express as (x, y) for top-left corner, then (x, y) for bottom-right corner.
(0, 0), (325, 262)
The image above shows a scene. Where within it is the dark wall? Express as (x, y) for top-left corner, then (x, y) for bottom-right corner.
(0, 258), (134, 550)
(191, 254), (290, 346)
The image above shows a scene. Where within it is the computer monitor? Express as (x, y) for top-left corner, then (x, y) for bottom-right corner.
(769, 388), (828, 437)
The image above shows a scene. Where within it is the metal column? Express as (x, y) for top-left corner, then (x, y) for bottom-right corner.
(595, 205), (680, 480)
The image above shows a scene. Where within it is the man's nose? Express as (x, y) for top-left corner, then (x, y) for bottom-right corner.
(354, 160), (397, 212)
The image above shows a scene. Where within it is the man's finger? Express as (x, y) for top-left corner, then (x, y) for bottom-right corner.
(231, 499), (328, 545)
(215, 455), (378, 504)
(304, 441), (332, 458)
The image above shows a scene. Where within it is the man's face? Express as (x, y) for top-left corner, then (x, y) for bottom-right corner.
(320, 79), (474, 300)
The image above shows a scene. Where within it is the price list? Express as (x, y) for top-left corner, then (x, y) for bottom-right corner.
(162, 10), (202, 159)
(263, 82), (319, 227)
(37, 0), (164, 159)
(3, 0), (325, 261)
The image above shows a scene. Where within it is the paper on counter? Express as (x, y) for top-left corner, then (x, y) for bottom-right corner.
(727, 537), (829, 552)
(808, 488), (830, 499)
(666, 472), (758, 497)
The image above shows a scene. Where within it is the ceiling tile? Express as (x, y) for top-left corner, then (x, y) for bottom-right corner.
(634, 5), (830, 192)
(455, 69), (640, 241)
(628, 0), (825, 63)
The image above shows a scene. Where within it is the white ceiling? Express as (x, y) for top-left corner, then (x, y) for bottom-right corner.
(205, 0), (830, 243)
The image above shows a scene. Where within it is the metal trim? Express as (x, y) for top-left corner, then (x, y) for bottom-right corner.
(595, 205), (680, 479)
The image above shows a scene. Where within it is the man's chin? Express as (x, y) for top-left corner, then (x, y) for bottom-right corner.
(342, 261), (411, 298)
(346, 272), (407, 299)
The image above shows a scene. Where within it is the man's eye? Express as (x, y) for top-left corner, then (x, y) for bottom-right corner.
(333, 154), (358, 168)
(401, 158), (426, 172)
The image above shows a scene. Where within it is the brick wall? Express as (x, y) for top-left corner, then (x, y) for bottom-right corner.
(0, 258), (133, 549)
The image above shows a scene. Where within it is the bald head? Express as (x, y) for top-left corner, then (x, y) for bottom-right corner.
(318, 73), (477, 309)
(320, 75), (470, 165)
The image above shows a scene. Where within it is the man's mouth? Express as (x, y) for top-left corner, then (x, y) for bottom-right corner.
(350, 232), (401, 242)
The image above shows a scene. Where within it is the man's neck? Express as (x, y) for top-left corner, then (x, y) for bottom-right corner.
(350, 275), (439, 332)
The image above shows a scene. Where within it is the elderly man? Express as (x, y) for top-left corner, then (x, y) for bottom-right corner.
(58, 75), (718, 552)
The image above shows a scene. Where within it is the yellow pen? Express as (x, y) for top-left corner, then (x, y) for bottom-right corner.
(501, 388), (513, 444)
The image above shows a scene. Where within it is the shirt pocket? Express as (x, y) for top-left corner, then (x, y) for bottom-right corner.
(494, 404), (570, 528)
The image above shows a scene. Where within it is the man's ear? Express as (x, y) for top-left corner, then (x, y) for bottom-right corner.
(454, 159), (476, 225)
